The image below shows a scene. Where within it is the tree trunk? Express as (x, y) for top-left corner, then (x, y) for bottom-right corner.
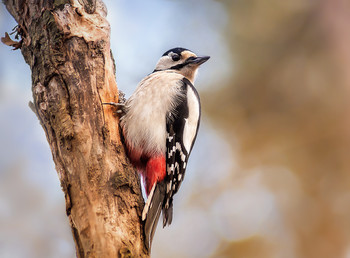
(2, 0), (149, 257)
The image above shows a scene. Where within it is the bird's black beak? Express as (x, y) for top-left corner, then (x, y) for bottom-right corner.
(187, 56), (210, 66)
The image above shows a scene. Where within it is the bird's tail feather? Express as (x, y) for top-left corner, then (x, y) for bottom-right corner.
(163, 202), (173, 227)
(143, 182), (166, 251)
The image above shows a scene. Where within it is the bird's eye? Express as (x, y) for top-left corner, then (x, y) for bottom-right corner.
(172, 54), (180, 61)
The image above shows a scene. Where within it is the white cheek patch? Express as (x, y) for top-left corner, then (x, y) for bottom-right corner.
(155, 56), (171, 70)
(154, 52), (190, 71)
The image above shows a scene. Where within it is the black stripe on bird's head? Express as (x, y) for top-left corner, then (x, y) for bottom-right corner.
(154, 47), (210, 72)
(153, 47), (210, 83)
(162, 47), (189, 57)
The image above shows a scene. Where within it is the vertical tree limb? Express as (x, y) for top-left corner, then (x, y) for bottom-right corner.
(2, 0), (149, 257)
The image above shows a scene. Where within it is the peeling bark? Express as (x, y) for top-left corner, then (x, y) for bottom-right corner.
(2, 0), (149, 257)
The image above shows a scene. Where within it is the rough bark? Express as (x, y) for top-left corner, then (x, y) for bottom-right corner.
(2, 0), (149, 257)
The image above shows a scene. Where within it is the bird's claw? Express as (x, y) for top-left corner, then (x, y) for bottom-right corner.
(102, 102), (126, 116)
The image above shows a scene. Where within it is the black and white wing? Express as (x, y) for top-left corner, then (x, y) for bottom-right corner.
(143, 77), (201, 250)
(162, 77), (201, 226)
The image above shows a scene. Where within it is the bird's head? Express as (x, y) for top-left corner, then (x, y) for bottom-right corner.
(154, 47), (210, 83)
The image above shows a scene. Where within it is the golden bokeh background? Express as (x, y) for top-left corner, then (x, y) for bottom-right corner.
(1, 1), (349, 257)
(204, 1), (350, 257)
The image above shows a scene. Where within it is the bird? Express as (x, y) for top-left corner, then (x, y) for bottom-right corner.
(119, 47), (209, 250)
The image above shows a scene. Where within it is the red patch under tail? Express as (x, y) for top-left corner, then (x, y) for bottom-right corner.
(145, 156), (166, 195)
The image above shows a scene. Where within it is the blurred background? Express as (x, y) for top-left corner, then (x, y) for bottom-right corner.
(1, 0), (350, 257)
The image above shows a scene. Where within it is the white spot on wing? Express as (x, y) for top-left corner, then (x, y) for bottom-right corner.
(165, 199), (169, 209)
(183, 86), (200, 152)
(167, 181), (172, 193)
(175, 162), (179, 171)
(167, 146), (176, 159)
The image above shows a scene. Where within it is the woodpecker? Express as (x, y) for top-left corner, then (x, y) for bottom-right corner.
(120, 47), (209, 250)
